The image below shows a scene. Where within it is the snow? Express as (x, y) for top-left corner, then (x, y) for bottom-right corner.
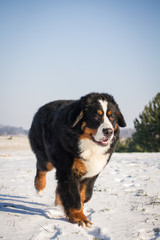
(0, 136), (160, 240)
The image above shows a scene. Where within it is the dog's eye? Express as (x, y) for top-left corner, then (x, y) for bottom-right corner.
(109, 116), (114, 121)
(95, 114), (101, 121)
(107, 110), (114, 121)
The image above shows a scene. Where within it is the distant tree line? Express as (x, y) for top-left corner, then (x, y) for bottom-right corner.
(116, 93), (160, 152)
(0, 125), (28, 135)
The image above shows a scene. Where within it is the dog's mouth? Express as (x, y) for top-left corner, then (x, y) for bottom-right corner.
(90, 134), (110, 146)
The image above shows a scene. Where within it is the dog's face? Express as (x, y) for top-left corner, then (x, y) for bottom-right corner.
(72, 93), (126, 147)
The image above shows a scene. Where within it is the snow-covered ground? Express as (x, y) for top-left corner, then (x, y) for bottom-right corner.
(0, 136), (160, 240)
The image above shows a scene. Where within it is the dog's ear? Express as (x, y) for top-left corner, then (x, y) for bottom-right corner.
(72, 111), (84, 128)
(117, 110), (126, 127)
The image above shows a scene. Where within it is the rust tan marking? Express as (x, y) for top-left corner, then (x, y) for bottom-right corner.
(80, 127), (97, 140)
(117, 111), (120, 116)
(55, 185), (62, 206)
(108, 110), (112, 116)
(55, 192), (62, 206)
(114, 123), (118, 132)
(72, 158), (87, 177)
(46, 162), (54, 171)
(35, 171), (46, 191)
(80, 183), (87, 203)
(68, 204), (92, 226)
(81, 121), (87, 132)
(97, 110), (103, 116)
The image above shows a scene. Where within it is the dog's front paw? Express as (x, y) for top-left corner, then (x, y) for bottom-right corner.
(68, 207), (92, 228)
(77, 220), (92, 228)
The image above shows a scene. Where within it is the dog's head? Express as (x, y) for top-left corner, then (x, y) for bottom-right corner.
(71, 93), (126, 147)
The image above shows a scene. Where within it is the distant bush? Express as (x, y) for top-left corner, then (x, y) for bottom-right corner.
(116, 138), (132, 152)
(116, 138), (144, 152)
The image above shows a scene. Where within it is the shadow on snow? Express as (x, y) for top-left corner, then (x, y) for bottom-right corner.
(0, 194), (49, 218)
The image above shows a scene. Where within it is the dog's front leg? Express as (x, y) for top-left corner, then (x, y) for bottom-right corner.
(56, 172), (92, 227)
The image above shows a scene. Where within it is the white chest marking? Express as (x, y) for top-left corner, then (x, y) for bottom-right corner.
(79, 138), (110, 179)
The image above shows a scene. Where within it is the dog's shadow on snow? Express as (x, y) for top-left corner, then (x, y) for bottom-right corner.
(0, 194), (50, 218)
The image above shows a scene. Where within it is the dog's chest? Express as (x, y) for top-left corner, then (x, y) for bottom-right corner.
(79, 139), (110, 179)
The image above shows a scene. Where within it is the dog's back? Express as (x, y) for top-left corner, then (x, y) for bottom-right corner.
(29, 100), (73, 155)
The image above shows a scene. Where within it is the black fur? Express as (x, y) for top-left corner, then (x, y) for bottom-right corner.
(29, 92), (126, 224)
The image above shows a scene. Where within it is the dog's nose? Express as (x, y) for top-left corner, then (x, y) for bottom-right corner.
(102, 128), (113, 137)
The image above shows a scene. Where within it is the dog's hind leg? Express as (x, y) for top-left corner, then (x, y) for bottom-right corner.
(35, 158), (54, 193)
(35, 170), (47, 192)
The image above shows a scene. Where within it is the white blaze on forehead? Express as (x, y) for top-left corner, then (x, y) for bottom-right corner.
(99, 100), (113, 129)
(94, 100), (113, 142)
(99, 100), (108, 119)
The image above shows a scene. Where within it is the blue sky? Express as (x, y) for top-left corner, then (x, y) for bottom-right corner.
(0, 0), (160, 129)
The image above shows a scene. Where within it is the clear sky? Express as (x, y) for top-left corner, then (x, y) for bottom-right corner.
(0, 0), (160, 129)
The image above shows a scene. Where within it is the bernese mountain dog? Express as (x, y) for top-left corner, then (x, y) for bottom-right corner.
(29, 92), (126, 227)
